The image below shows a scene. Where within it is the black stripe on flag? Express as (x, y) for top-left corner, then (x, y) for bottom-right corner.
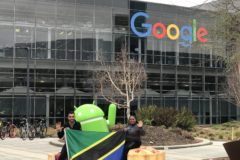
(72, 131), (125, 160)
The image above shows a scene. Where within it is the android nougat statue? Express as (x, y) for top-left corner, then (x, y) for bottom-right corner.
(74, 102), (116, 132)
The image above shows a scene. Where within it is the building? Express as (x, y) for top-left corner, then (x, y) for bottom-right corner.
(0, 0), (238, 125)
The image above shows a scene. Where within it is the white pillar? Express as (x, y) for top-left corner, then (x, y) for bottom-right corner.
(47, 28), (51, 59)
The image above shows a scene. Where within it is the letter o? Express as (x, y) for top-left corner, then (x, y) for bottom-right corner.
(152, 23), (166, 39)
(167, 24), (180, 40)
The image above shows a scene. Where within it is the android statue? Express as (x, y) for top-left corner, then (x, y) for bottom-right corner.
(74, 102), (116, 132)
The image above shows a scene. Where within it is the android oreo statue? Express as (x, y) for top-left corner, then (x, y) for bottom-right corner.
(74, 102), (116, 132)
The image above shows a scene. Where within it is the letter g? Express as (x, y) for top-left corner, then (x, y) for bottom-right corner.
(131, 12), (152, 37)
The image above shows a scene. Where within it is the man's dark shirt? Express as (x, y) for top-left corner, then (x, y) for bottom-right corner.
(57, 121), (81, 139)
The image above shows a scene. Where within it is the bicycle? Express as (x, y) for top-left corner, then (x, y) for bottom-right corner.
(0, 119), (6, 140)
(33, 118), (47, 138)
(19, 118), (35, 140)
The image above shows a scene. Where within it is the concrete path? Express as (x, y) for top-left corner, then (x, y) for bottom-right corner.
(0, 138), (58, 160)
(0, 138), (228, 160)
(165, 141), (228, 160)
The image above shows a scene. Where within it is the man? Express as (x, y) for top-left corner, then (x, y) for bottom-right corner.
(56, 111), (81, 160)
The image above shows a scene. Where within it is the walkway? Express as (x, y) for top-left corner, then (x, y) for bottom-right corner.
(0, 138), (228, 160)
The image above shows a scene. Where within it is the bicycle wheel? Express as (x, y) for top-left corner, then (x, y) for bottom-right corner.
(28, 125), (36, 140)
(0, 127), (7, 140)
(20, 127), (27, 140)
(39, 125), (47, 138)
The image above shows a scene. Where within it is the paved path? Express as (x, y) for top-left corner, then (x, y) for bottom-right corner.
(166, 141), (228, 160)
(0, 138), (228, 160)
(0, 138), (58, 160)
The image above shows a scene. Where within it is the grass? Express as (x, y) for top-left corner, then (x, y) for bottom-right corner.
(192, 121), (240, 141)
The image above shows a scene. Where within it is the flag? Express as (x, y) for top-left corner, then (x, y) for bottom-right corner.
(65, 129), (125, 160)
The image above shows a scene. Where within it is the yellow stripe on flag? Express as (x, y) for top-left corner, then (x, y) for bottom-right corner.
(98, 140), (125, 160)
(70, 132), (117, 160)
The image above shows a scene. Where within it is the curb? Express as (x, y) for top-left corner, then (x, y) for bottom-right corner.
(152, 138), (212, 150)
(49, 137), (212, 149)
(49, 139), (64, 147)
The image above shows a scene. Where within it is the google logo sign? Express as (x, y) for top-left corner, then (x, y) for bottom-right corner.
(131, 12), (208, 47)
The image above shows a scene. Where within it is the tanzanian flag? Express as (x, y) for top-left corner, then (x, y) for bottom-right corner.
(65, 129), (125, 160)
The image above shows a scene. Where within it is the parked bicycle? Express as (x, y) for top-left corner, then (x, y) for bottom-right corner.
(0, 119), (16, 140)
(19, 118), (35, 140)
(33, 118), (47, 138)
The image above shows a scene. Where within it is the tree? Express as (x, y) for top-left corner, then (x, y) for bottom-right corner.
(96, 48), (147, 119)
(201, 0), (240, 106)
(214, 0), (240, 106)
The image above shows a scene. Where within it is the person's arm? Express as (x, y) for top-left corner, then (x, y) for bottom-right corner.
(57, 128), (64, 139)
(137, 121), (145, 136)
(56, 122), (64, 139)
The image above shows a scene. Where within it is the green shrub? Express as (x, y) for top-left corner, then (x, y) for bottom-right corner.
(175, 108), (196, 131)
(135, 105), (157, 125)
(218, 134), (224, 139)
(234, 130), (240, 138)
(152, 107), (178, 128)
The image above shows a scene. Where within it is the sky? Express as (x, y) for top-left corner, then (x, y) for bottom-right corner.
(141, 0), (214, 7)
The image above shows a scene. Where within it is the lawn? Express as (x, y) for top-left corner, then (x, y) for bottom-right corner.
(192, 121), (240, 141)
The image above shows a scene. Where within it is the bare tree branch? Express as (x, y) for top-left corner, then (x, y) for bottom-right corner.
(95, 48), (147, 118)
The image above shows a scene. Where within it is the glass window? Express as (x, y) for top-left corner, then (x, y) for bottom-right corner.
(35, 69), (55, 92)
(30, 97), (46, 117)
(179, 97), (189, 109)
(114, 14), (129, 31)
(14, 69), (27, 87)
(15, 26), (32, 58)
(179, 53), (189, 66)
(57, 3), (75, 27)
(192, 75), (203, 93)
(164, 97), (175, 108)
(0, 97), (13, 117)
(67, 31), (75, 60)
(34, 28), (48, 59)
(114, 33), (127, 53)
(113, 0), (129, 8)
(205, 76), (215, 94)
(76, 0), (94, 5)
(82, 31), (95, 61)
(146, 50), (153, 64)
(56, 30), (66, 59)
(191, 53), (202, 67)
(15, 0), (35, 24)
(166, 52), (175, 65)
(178, 74), (189, 91)
(0, 69), (13, 92)
(95, 0), (112, 7)
(75, 5), (94, 29)
(14, 96), (27, 116)
(95, 7), (112, 30)
(0, 0), (14, 23)
(0, 25), (14, 57)
(162, 74), (175, 93)
(97, 32), (112, 62)
(35, 1), (56, 27)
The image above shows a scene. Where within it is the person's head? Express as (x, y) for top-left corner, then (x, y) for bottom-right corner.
(128, 115), (137, 125)
(68, 111), (75, 123)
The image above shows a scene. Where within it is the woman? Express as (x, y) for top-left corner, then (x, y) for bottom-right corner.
(123, 115), (145, 160)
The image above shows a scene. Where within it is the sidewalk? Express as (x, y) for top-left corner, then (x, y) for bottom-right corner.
(0, 138), (228, 160)
(166, 141), (228, 160)
(0, 138), (58, 160)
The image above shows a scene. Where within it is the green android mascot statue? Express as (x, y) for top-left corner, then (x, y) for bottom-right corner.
(74, 102), (116, 132)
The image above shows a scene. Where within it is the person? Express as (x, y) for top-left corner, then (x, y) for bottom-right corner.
(56, 111), (81, 160)
(123, 115), (145, 160)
